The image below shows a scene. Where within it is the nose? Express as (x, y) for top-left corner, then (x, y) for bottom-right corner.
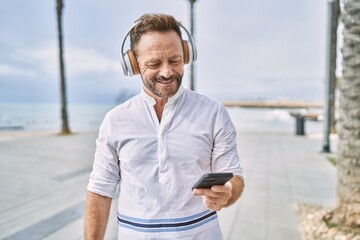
(159, 63), (173, 79)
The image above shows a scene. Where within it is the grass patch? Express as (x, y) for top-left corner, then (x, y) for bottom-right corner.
(323, 218), (338, 228)
(326, 156), (337, 166)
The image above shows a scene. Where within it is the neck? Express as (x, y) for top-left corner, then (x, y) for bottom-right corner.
(143, 88), (169, 122)
(154, 99), (167, 122)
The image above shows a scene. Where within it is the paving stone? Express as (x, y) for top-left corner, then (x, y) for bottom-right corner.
(0, 128), (337, 240)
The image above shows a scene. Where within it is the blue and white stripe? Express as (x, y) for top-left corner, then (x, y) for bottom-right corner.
(117, 210), (218, 233)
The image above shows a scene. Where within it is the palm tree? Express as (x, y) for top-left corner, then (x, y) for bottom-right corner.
(326, 0), (360, 232)
(56, 0), (71, 134)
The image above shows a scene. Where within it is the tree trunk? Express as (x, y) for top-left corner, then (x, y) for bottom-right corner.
(328, 0), (360, 231)
(56, 0), (71, 134)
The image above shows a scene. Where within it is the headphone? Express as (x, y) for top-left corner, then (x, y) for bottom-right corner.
(119, 22), (197, 76)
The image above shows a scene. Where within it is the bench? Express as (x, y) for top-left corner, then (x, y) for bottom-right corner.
(289, 111), (321, 135)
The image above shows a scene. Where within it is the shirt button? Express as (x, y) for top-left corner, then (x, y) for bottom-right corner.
(160, 175), (169, 184)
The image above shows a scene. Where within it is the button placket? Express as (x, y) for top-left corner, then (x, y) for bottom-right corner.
(158, 105), (171, 185)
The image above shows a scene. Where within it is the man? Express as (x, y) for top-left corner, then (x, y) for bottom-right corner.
(84, 13), (244, 240)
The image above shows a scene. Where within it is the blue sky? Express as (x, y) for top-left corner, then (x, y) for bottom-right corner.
(0, 0), (339, 103)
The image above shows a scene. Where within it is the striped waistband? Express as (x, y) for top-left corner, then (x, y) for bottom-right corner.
(117, 210), (217, 233)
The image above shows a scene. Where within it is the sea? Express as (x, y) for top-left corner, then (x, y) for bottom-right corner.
(0, 103), (324, 135)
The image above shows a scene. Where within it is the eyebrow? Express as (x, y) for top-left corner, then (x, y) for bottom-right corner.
(144, 54), (182, 62)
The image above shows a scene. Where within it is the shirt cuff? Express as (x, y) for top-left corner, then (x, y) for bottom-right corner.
(87, 175), (118, 198)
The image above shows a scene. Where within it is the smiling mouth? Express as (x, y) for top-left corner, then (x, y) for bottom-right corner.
(156, 79), (175, 84)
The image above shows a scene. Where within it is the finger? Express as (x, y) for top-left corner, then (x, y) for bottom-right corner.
(205, 196), (229, 206)
(208, 187), (232, 200)
(193, 188), (220, 198)
(192, 189), (202, 195)
(203, 198), (223, 211)
(211, 182), (232, 193)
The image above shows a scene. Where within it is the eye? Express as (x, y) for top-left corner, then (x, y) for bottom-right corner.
(170, 59), (181, 65)
(147, 62), (160, 68)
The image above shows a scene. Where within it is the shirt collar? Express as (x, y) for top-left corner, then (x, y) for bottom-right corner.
(141, 85), (184, 105)
(140, 88), (156, 105)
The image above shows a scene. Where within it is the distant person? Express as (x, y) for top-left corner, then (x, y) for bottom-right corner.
(84, 13), (244, 240)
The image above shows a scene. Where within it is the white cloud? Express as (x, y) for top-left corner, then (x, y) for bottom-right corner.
(65, 47), (121, 77)
(0, 64), (36, 77)
(10, 44), (121, 78)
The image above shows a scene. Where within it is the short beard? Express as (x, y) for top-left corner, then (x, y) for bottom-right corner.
(144, 73), (183, 99)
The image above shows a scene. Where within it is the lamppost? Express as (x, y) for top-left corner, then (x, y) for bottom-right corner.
(188, 0), (197, 91)
(322, 0), (339, 152)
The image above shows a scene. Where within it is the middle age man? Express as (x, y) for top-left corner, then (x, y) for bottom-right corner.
(85, 13), (244, 240)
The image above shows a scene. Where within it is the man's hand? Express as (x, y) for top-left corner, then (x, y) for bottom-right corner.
(192, 181), (233, 211)
(192, 176), (244, 211)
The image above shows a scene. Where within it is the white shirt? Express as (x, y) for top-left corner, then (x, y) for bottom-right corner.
(88, 86), (243, 239)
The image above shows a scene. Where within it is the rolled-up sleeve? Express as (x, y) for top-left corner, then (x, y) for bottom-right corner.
(211, 104), (243, 179)
(87, 114), (120, 198)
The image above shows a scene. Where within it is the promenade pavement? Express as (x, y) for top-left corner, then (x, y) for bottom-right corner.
(0, 128), (337, 240)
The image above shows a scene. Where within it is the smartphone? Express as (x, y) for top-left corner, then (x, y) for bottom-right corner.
(192, 173), (233, 191)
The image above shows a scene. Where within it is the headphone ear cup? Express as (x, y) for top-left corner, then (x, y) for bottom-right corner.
(182, 40), (190, 64)
(127, 50), (140, 75)
(123, 50), (140, 76)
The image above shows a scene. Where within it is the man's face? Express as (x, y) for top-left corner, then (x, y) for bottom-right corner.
(135, 31), (185, 100)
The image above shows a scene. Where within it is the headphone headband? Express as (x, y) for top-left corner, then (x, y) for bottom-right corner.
(119, 22), (197, 76)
